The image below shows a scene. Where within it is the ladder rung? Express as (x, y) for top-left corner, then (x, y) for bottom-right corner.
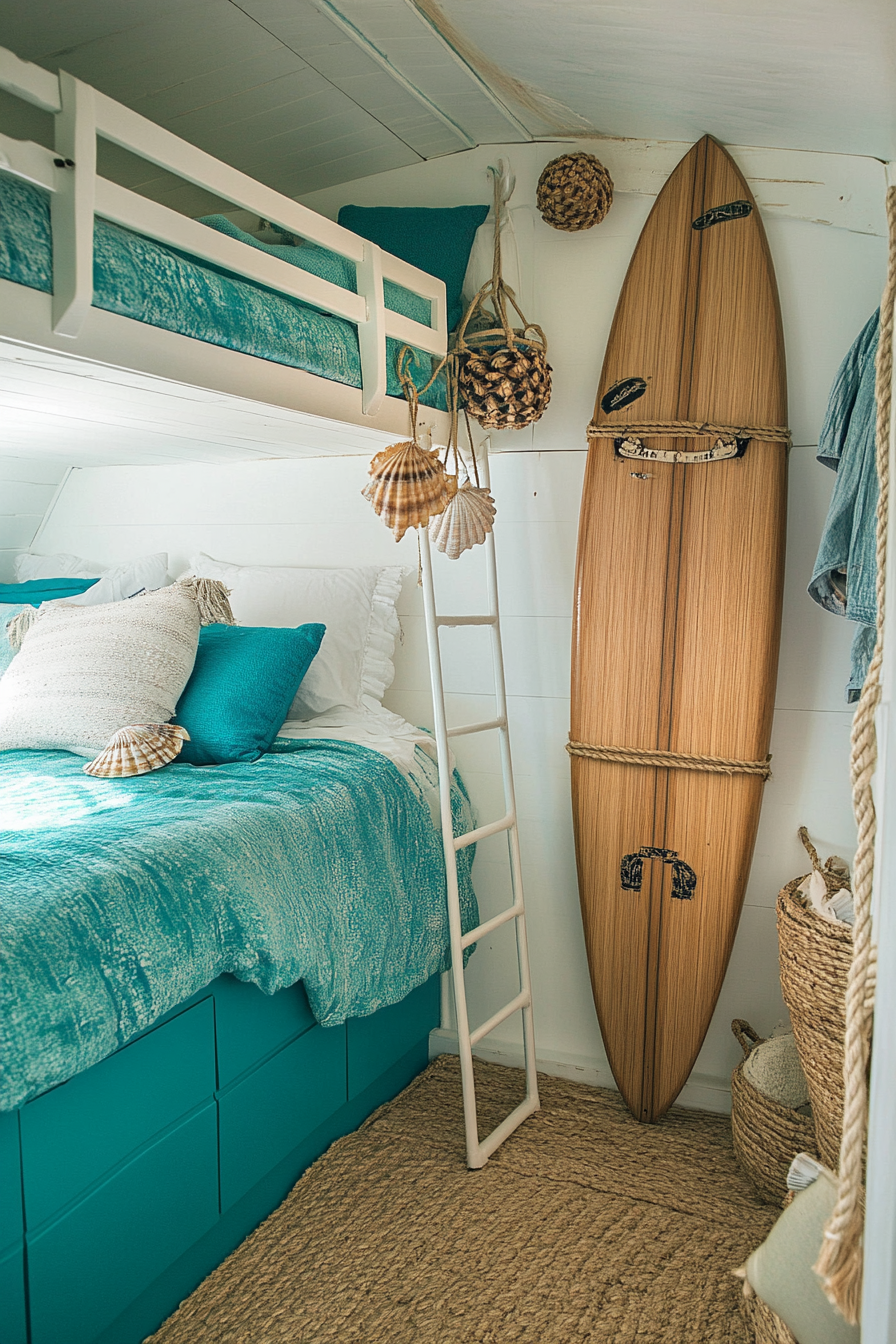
(469, 990), (531, 1047)
(470, 1093), (540, 1168)
(454, 811), (514, 851)
(447, 716), (506, 738)
(436, 615), (498, 627)
(461, 901), (524, 949)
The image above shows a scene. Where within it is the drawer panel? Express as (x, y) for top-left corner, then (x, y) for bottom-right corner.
(27, 1102), (218, 1344)
(347, 976), (439, 1101)
(0, 1111), (22, 1255)
(214, 975), (316, 1087)
(219, 1023), (346, 1210)
(0, 1243), (26, 1344)
(22, 997), (215, 1229)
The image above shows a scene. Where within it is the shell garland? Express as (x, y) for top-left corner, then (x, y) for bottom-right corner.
(363, 439), (456, 541)
(428, 482), (496, 559)
(83, 723), (190, 778)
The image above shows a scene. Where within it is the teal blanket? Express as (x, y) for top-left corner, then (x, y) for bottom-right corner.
(0, 741), (476, 1112)
(0, 175), (446, 409)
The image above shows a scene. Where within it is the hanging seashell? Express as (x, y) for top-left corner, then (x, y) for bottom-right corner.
(428, 482), (496, 560)
(83, 723), (190, 778)
(362, 439), (455, 541)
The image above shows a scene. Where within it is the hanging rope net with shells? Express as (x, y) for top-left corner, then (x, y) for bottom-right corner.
(363, 346), (496, 560)
(454, 164), (552, 431)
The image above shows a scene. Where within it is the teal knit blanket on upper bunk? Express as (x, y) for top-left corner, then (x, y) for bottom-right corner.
(0, 175), (445, 408)
(0, 739), (476, 1113)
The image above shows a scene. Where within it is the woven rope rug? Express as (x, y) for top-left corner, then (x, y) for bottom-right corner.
(147, 1056), (776, 1343)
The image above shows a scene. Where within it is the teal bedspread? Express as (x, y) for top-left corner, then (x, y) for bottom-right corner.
(0, 740), (476, 1112)
(0, 175), (445, 408)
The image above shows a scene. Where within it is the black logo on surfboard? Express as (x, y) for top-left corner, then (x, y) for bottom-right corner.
(692, 200), (752, 230)
(600, 377), (648, 414)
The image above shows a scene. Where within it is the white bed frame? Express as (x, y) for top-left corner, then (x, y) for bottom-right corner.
(0, 44), (448, 439)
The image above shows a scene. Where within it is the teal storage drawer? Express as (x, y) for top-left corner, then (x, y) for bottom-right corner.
(0, 1243), (26, 1344)
(347, 976), (439, 1100)
(214, 975), (316, 1087)
(0, 1112), (22, 1254)
(21, 997), (215, 1229)
(27, 1101), (218, 1344)
(219, 1023), (346, 1210)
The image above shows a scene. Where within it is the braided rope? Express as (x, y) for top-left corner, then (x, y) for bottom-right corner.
(814, 185), (896, 1323)
(566, 740), (772, 779)
(588, 419), (791, 443)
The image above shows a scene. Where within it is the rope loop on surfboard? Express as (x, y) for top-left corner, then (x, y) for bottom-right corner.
(588, 418), (791, 465)
(566, 740), (772, 780)
(813, 183), (896, 1326)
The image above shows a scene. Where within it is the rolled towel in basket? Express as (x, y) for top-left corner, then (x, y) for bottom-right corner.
(743, 1032), (810, 1111)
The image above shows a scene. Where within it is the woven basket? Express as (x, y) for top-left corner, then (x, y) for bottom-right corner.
(777, 830), (853, 1170)
(738, 1286), (798, 1344)
(536, 152), (613, 231)
(730, 1020), (817, 1204)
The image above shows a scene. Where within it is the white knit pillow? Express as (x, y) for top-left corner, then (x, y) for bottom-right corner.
(0, 586), (200, 757)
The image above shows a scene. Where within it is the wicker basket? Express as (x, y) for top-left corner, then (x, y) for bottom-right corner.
(730, 1020), (817, 1204)
(738, 1286), (798, 1344)
(777, 831), (853, 1170)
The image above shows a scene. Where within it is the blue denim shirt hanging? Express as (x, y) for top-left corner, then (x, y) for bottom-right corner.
(808, 311), (879, 702)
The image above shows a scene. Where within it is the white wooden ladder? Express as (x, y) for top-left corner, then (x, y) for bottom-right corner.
(418, 445), (539, 1169)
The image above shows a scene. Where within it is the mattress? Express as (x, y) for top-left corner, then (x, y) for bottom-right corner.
(0, 738), (477, 1112)
(0, 175), (446, 408)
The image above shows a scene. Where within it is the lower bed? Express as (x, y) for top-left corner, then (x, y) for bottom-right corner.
(0, 738), (477, 1344)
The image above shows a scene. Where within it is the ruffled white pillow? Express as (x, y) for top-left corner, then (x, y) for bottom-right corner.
(0, 586), (200, 757)
(15, 551), (169, 601)
(184, 554), (404, 719)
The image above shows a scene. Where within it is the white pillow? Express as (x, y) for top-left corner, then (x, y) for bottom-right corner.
(184, 553), (403, 719)
(0, 585), (200, 757)
(15, 551), (169, 601)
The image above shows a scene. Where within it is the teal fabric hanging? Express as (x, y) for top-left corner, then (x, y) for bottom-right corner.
(808, 311), (879, 701)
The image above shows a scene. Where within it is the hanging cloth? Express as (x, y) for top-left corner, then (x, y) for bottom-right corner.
(808, 310), (880, 701)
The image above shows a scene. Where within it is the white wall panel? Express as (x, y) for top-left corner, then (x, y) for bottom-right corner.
(0, 455), (67, 581)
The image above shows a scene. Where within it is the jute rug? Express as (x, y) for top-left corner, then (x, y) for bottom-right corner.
(146, 1056), (776, 1343)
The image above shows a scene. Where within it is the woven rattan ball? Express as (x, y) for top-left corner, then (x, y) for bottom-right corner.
(457, 339), (552, 431)
(536, 152), (613, 232)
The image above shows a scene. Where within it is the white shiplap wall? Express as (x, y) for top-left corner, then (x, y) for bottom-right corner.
(0, 456), (68, 582)
(27, 140), (887, 1108)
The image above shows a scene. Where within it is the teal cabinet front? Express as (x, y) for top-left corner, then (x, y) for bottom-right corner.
(27, 1102), (219, 1344)
(0, 1111), (22, 1255)
(214, 975), (316, 1088)
(0, 1243), (26, 1344)
(218, 1023), (347, 1210)
(347, 976), (439, 1099)
(21, 997), (215, 1229)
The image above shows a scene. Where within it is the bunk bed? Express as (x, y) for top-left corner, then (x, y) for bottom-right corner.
(0, 42), (538, 1344)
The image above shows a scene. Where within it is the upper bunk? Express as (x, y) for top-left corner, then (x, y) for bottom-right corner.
(0, 44), (452, 460)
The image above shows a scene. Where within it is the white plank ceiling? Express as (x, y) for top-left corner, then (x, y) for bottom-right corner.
(1, 0), (892, 213)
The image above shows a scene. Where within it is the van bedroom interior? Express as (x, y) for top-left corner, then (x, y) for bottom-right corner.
(0, 4), (894, 1342)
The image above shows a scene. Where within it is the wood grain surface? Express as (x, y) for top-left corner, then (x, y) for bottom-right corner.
(571, 135), (787, 1122)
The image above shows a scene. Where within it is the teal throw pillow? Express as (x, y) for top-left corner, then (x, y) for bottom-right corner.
(0, 577), (99, 605)
(336, 204), (490, 330)
(175, 623), (325, 766)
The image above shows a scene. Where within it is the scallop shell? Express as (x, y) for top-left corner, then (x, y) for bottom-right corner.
(428, 482), (496, 559)
(83, 724), (190, 778)
(362, 440), (455, 541)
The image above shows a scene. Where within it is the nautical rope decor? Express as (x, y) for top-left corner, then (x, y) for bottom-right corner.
(566, 740), (772, 780)
(588, 418), (792, 465)
(814, 183), (896, 1324)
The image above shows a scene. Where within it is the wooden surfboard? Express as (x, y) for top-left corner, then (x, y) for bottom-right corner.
(571, 136), (787, 1123)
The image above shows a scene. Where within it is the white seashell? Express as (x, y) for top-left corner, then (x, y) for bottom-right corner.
(83, 723), (190, 778)
(362, 440), (455, 541)
(428, 482), (496, 559)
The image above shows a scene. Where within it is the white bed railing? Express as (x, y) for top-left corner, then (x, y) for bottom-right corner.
(0, 45), (448, 417)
